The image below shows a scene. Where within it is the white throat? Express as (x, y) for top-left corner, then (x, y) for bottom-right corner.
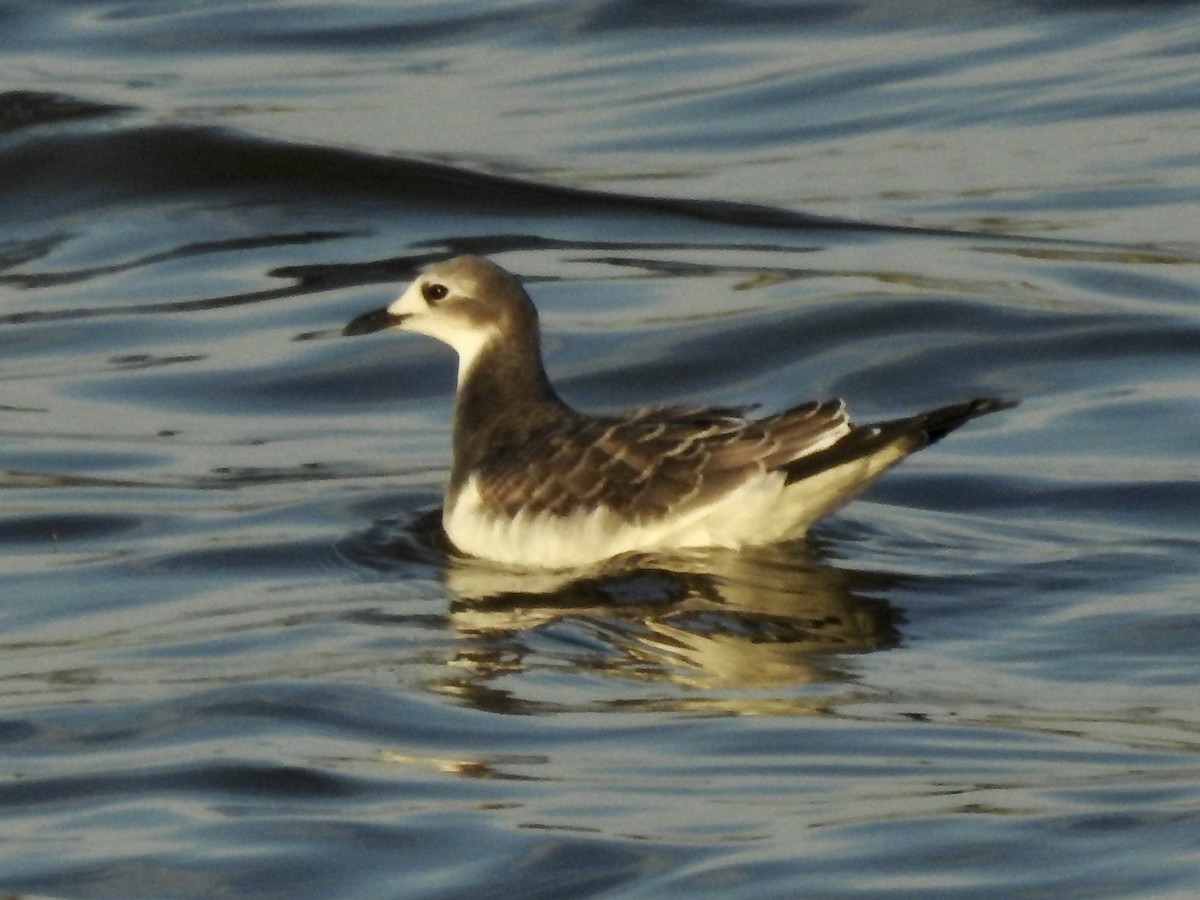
(385, 288), (498, 388)
(451, 329), (497, 388)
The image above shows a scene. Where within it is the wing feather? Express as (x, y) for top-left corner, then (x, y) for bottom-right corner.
(472, 399), (851, 520)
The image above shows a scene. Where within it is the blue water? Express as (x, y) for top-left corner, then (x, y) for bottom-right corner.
(2, 2), (1200, 898)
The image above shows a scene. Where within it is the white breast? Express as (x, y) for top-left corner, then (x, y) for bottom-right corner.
(440, 427), (914, 570)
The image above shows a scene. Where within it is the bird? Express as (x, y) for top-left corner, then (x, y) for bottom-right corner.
(344, 255), (1015, 570)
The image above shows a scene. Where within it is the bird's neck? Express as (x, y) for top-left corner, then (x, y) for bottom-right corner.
(450, 332), (571, 488)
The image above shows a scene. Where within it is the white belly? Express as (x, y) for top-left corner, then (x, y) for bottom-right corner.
(442, 442), (906, 569)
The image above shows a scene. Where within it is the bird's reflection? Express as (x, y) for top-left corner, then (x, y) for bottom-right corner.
(437, 536), (904, 696)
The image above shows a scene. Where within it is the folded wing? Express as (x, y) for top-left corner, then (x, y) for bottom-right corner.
(473, 399), (852, 520)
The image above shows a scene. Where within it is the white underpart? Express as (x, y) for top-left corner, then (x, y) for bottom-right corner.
(386, 278), (496, 385)
(444, 437), (911, 569)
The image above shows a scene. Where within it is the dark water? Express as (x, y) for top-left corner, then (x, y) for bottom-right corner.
(3, 2), (1200, 898)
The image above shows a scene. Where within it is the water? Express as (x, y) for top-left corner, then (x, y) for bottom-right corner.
(2, 2), (1199, 898)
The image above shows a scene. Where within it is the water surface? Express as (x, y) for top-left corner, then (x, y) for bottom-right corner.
(2, 2), (1199, 898)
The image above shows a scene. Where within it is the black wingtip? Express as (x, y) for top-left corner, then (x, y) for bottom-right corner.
(781, 396), (1017, 485)
(343, 307), (407, 337)
(921, 397), (1019, 445)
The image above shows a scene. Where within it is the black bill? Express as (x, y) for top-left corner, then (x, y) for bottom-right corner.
(343, 307), (408, 337)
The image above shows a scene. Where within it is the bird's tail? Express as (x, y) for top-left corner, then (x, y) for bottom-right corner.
(897, 397), (1018, 446)
(783, 396), (1017, 485)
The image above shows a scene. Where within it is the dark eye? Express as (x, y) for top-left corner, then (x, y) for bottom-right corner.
(422, 282), (449, 304)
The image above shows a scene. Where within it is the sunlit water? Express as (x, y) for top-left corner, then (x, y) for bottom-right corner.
(2, 2), (1199, 898)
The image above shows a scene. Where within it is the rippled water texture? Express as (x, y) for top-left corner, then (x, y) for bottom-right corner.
(2, 2), (1199, 898)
